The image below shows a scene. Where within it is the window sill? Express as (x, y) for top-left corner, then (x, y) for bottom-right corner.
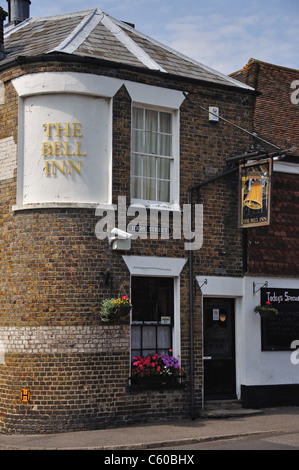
(130, 201), (182, 213)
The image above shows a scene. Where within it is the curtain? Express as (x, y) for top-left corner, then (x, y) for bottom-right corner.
(132, 108), (172, 202)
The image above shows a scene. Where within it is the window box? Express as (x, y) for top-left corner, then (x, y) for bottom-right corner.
(126, 375), (185, 392)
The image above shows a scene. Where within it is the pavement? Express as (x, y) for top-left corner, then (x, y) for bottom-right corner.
(0, 406), (299, 450)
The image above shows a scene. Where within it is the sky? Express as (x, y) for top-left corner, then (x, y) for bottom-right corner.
(1, 0), (298, 75)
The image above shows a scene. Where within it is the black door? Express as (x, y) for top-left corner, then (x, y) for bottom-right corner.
(203, 298), (236, 399)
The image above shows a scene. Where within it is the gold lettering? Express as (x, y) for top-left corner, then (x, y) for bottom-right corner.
(53, 141), (63, 156)
(76, 141), (86, 156)
(42, 122), (86, 177)
(52, 160), (65, 175)
(43, 123), (55, 138)
(45, 161), (50, 175)
(68, 160), (81, 174)
(56, 122), (70, 138)
(73, 123), (83, 138)
(42, 142), (52, 156)
(64, 141), (75, 156)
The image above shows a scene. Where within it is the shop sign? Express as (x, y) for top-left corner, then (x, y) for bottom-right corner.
(260, 288), (299, 351)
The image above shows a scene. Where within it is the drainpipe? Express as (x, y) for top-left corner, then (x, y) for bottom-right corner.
(188, 187), (195, 419)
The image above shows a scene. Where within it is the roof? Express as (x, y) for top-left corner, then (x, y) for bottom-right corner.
(230, 58), (299, 155)
(231, 58), (299, 76)
(3, 8), (254, 91)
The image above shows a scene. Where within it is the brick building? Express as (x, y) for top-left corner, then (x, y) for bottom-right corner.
(1, 1), (295, 434)
(228, 59), (299, 407)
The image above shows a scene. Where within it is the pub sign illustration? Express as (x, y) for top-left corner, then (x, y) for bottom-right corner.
(239, 159), (272, 228)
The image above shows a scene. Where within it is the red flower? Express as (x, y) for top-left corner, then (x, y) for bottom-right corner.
(266, 301), (271, 305)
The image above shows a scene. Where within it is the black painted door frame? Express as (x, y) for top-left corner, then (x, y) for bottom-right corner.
(203, 298), (236, 400)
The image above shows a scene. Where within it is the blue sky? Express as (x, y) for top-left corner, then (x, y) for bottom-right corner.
(1, 0), (298, 74)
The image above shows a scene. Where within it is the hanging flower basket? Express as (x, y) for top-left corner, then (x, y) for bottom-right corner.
(254, 301), (279, 319)
(100, 296), (132, 324)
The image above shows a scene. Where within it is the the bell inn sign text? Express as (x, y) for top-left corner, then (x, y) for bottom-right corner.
(42, 122), (87, 176)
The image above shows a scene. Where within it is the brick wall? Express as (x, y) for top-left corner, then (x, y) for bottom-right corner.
(0, 61), (254, 433)
(247, 172), (299, 275)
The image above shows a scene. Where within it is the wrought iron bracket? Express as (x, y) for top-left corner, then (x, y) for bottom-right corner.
(253, 281), (268, 295)
(198, 279), (208, 289)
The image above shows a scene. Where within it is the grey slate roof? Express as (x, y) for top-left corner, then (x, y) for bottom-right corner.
(3, 8), (253, 91)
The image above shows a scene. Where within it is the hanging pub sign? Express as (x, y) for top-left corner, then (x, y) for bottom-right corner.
(238, 158), (272, 228)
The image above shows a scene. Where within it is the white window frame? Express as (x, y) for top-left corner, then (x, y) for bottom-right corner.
(124, 81), (184, 211)
(123, 256), (187, 361)
(131, 104), (179, 208)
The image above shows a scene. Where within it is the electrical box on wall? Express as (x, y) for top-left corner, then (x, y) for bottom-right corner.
(209, 106), (219, 121)
(111, 239), (131, 251)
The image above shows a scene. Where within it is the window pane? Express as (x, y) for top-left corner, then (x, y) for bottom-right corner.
(131, 176), (142, 199)
(131, 325), (142, 350)
(143, 178), (156, 201)
(160, 112), (171, 133)
(132, 155), (142, 176)
(142, 326), (156, 349)
(159, 134), (172, 156)
(158, 180), (170, 202)
(143, 349), (156, 356)
(143, 156), (156, 178)
(157, 158), (170, 179)
(145, 109), (158, 131)
(133, 107), (144, 129)
(132, 130), (144, 152)
(157, 326), (172, 349)
(132, 277), (174, 322)
(145, 131), (158, 154)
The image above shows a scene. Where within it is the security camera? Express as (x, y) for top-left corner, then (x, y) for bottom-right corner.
(109, 227), (133, 241)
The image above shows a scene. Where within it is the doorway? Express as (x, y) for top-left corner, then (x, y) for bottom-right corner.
(203, 298), (236, 399)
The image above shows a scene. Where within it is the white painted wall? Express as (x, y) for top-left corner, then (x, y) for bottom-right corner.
(19, 93), (111, 206)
